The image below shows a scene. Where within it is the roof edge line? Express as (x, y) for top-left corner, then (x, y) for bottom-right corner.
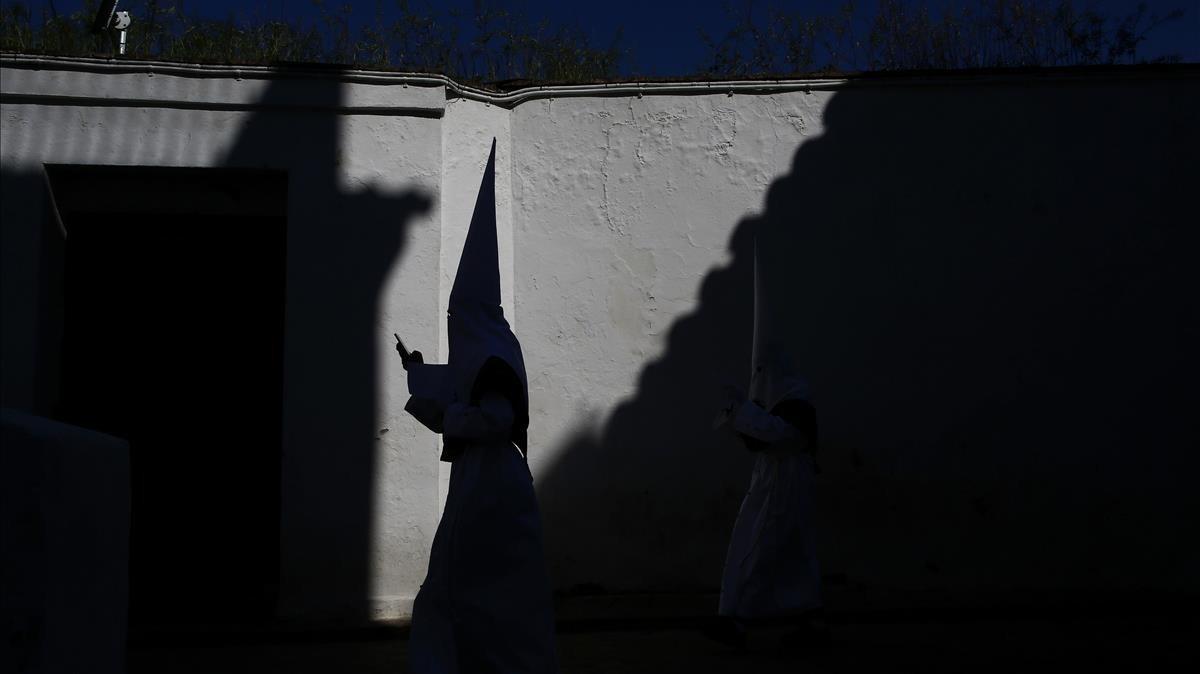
(0, 53), (851, 107)
(3, 53), (1196, 110)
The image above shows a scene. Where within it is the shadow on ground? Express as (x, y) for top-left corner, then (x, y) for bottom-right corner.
(128, 611), (1196, 673)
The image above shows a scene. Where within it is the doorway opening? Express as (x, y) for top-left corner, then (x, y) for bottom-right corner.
(46, 165), (288, 628)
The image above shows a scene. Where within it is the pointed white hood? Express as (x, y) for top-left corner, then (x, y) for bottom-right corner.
(749, 237), (810, 411)
(447, 139), (529, 449)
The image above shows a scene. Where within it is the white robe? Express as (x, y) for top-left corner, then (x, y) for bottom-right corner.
(408, 392), (558, 673)
(718, 399), (821, 620)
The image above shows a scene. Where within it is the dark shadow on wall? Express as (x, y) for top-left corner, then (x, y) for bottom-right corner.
(537, 75), (1200, 607)
(537, 209), (757, 596)
(0, 69), (433, 633)
(219, 72), (432, 627)
(0, 169), (53, 413)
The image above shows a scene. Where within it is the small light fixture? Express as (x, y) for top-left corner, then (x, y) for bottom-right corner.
(92, 0), (132, 56)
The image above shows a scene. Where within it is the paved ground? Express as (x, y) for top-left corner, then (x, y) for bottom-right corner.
(129, 613), (1196, 673)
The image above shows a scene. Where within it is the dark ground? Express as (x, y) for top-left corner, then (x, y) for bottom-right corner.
(129, 611), (1196, 673)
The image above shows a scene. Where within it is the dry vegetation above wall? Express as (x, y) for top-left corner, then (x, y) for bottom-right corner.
(701, 0), (1186, 76)
(0, 0), (1189, 86)
(0, 0), (621, 85)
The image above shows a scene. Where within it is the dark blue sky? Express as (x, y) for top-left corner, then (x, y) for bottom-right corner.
(18, 1), (1200, 73)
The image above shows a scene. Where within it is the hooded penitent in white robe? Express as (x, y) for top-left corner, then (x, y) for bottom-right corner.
(406, 140), (557, 673)
(717, 241), (821, 620)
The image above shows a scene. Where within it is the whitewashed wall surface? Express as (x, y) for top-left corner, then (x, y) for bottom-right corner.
(3, 55), (1197, 623)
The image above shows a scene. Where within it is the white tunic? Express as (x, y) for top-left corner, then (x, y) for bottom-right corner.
(718, 399), (821, 619)
(408, 393), (558, 673)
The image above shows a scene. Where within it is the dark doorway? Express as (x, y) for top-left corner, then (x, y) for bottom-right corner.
(46, 165), (287, 628)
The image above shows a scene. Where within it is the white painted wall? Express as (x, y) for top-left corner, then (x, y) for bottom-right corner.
(3, 57), (1197, 621)
(512, 91), (828, 593)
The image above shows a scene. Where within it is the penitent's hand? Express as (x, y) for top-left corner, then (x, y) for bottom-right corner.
(720, 384), (747, 414)
(712, 384), (747, 430)
(402, 350), (424, 371)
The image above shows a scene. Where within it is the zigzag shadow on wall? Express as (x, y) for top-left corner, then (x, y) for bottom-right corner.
(536, 77), (1200, 610)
